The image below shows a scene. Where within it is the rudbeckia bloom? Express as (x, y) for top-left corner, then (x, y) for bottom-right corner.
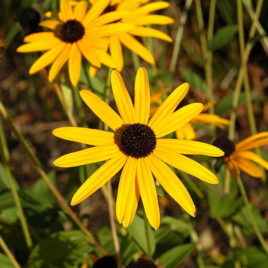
(53, 68), (223, 229)
(214, 133), (268, 178)
(17, 0), (132, 86)
(151, 92), (229, 140)
(89, 0), (173, 74)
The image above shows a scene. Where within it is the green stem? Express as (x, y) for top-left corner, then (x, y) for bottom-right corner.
(170, 0), (193, 72)
(236, 0), (257, 134)
(0, 101), (106, 254)
(189, 228), (206, 268)
(144, 213), (152, 258)
(53, 83), (77, 127)
(131, 51), (140, 70)
(194, 0), (215, 114)
(229, 0), (263, 139)
(100, 68), (122, 266)
(237, 177), (268, 253)
(0, 236), (21, 268)
(0, 119), (32, 248)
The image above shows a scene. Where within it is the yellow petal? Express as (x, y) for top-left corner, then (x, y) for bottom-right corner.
(97, 23), (134, 37)
(92, 11), (129, 26)
(235, 151), (268, 169)
(83, 0), (110, 25)
(149, 154), (196, 217)
(48, 43), (71, 82)
(154, 103), (203, 138)
(134, 67), (150, 124)
(116, 158), (139, 227)
(68, 44), (82, 86)
(129, 27), (172, 42)
(149, 83), (189, 131)
(83, 34), (108, 50)
(24, 32), (56, 42)
(111, 70), (137, 124)
(176, 123), (196, 140)
(39, 20), (59, 30)
(73, 1), (87, 21)
(109, 36), (123, 71)
(53, 144), (121, 167)
(124, 2), (170, 18)
(236, 132), (268, 151)
(71, 154), (127, 205)
(59, 0), (74, 21)
(94, 49), (116, 68)
(236, 157), (263, 178)
(80, 90), (123, 131)
(137, 158), (160, 230)
(154, 146), (219, 184)
(77, 40), (101, 67)
(192, 113), (230, 128)
(17, 38), (61, 52)
(52, 127), (115, 146)
(126, 15), (174, 26)
(118, 33), (155, 64)
(157, 139), (224, 157)
(29, 43), (65, 74)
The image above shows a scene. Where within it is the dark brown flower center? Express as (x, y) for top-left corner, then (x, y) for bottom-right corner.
(58, 20), (85, 43)
(119, 124), (156, 158)
(213, 137), (235, 157)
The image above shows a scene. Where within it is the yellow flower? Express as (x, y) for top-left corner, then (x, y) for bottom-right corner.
(213, 133), (268, 178)
(151, 91), (229, 140)
(53, 68), (223, 229)
(89, 0), (173, 75)
(17, 0), (132, 86)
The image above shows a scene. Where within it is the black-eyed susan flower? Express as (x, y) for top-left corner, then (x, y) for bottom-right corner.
(213, 133), (268, 178)
(151, 92), (229, 140)
(53, 68), (223, 229)
(17, 0), (132, 86)
(89, 0), (173, 75)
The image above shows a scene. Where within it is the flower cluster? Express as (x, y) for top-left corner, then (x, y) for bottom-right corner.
(17, 0), (173, 85)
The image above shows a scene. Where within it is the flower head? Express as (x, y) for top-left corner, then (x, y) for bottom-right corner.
(53, 68), (223, 229)
(214, 133), (268, 178)
(89, 0), (173, 75)
(17, 0), (132, 85)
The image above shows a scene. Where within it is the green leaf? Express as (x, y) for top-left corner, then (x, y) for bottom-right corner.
(24, 171), (56, 208)
(0, 255), (15, 268)
(158, 243), (194, 268)
(226, 247), (268, 268)
(208, 25), (238, 51)
(232, 205), (268, 235)
(121, 235), (141, 265)
(161, 217), (192, 233)
(28, 230), (93, 268)
(216, 0), (236, 24)
(128, 215), (156, 255)
(207, 181), (243, 219)
(215, 92), (245, 114)
(180, 68), (206, 93)
(97, 226), (114, 254)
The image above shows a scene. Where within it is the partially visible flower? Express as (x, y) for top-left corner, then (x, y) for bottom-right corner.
(18, 7), (42, 34)
(89, 0), (173, 75)
(17, 0), (132, 85)
(150, 91), (229, 140)
(53, 68), (223, 229)
(213, 133), (268, 178)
